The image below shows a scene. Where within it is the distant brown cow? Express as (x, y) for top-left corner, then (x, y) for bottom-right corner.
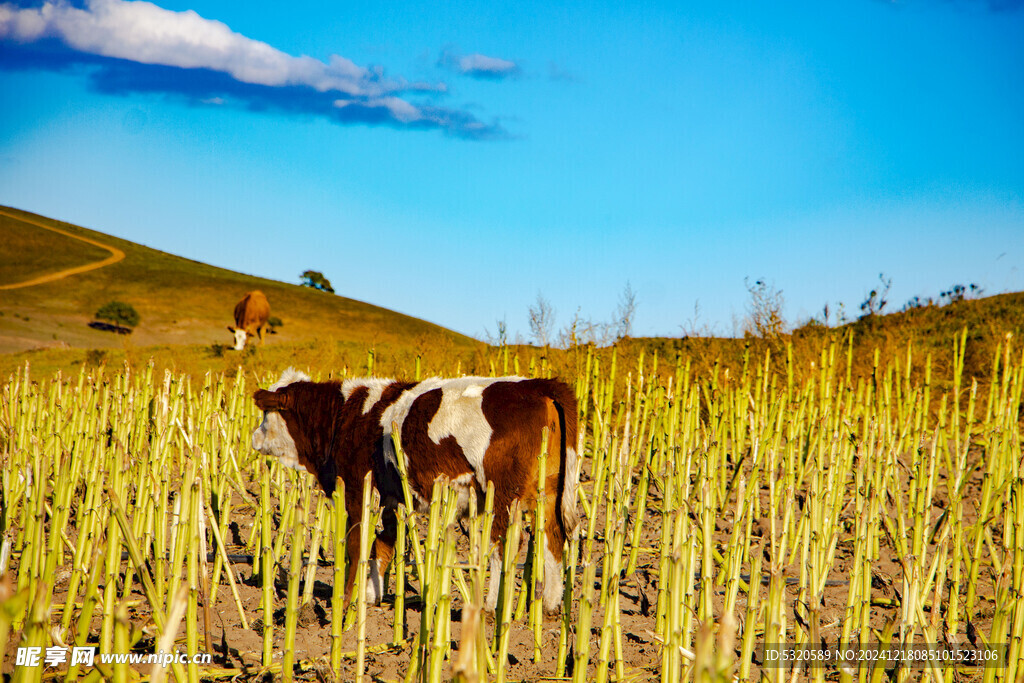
(228, 291), (270, 350)
(250, 369), (580, 613)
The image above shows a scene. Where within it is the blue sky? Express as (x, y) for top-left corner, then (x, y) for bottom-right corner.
(2, 0), (1022, 341)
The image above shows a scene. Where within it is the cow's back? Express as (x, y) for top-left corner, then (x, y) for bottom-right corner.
(371, 376), (577, 529)
(235, 290), (270, 331)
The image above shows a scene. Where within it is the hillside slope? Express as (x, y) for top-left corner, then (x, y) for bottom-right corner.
(0, 206), (480, 355)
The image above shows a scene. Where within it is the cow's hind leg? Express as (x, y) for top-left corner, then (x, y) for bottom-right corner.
(542, 485), (567, 614)
(485, 513), (565, 614)
(484, 551), (502, 613)
(485, 492), (529, 613)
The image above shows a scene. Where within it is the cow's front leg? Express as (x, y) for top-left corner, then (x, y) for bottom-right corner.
(343, 515), (361, 610)
(343, 505), (397, 607)
(366, 507), (398, 604)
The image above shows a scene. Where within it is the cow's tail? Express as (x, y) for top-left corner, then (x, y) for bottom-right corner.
(545, 380), (580, 537)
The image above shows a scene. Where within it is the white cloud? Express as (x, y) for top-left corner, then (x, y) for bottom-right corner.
(0, 4), (48, 40)
(458, 53), (518, 76)
(0, 0), (400, 96)
(0, 0), (507, 138)
(438, 48), (520, 79)
(334, 96), (423, 123)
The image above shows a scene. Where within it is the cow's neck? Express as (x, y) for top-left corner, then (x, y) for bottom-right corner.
(291, 383), (345, 495)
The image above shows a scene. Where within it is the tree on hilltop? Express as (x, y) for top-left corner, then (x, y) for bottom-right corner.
(301, 270), (335, 294)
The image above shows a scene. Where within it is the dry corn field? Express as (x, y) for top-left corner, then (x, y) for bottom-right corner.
(1, 333), (1023, 682)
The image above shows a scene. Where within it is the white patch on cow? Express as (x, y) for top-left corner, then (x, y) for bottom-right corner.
(542, 536), (564, 613)
(232, 328), (247, 351)
(341, 378), (397, 414)
(251, 412), (302, 470)
(270, 367), (310, 391)
(381, 377), (520, 466)
(365, 556), (385, 605)
(379, 377), (444, 433)
(426, 380), (500, 483)
(376, 376), (526, 489)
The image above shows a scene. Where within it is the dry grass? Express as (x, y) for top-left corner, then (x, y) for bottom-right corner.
(0, 206), (479, 355)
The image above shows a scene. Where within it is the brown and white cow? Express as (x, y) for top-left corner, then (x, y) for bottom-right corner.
(228, 290), (270, 350)
(250, 368), (579, 613)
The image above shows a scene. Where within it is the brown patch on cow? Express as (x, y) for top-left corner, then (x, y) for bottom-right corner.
(337, 381), (417, 497)
(480, 379), (578, 557)
(255, 382), (344, 493)
(399, 388), (476, 502)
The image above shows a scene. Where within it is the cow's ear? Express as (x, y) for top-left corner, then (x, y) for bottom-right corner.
(227, 325), (236, 333)
(253, 389), (292, 411)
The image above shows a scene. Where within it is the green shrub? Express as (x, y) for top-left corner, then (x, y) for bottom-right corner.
(95, 301), (140, 330)
(85, 349), (107, 365)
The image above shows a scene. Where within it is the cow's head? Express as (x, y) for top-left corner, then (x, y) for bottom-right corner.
(251, 368), (311, 471)
(227, 326), (247, 351)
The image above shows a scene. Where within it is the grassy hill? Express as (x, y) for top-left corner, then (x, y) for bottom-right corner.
(2, 206), (1021, 390)
(0, 206), (482, 376)
(0, 214), (113, 286)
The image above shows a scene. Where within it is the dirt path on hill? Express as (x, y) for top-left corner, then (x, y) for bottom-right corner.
(0, 208), (126, 290)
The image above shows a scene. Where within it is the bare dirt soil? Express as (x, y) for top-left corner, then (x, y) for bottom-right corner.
(2, 457), (997, 682)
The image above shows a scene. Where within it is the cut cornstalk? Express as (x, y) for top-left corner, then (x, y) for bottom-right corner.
(330, 480), (348, 675)
(354, 472), (373, 683)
